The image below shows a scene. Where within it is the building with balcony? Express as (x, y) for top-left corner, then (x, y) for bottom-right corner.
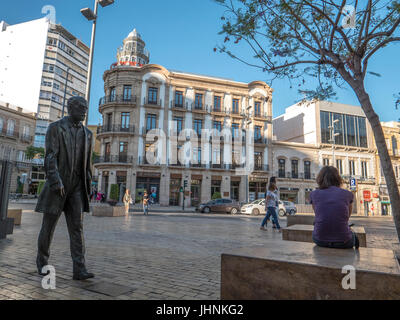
(0, 18), (89, 148)
(273, 100), (378, 216)
(375, 121), (400, 216)
(94, 29), (273, 206)
(0, 101), (36, 193)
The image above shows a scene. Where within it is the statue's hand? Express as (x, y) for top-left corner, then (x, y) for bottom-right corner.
(60, 186), (65, 197)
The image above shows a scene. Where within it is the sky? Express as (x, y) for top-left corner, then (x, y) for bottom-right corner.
(0, 0), (399, 125)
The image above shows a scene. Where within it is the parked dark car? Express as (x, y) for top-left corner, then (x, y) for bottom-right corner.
(196, 198), (240, 214)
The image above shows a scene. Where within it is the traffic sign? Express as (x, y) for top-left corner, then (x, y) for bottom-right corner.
(349, 178), (357, 191)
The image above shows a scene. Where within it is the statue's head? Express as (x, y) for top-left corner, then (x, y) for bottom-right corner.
(67, 96), (88, 123)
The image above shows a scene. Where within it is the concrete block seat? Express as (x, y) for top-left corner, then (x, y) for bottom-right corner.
(7, 209), (22, 225)
(287, 214), (314, 227)
(282, 224), (367, 247)
(221, 241), (400, 299)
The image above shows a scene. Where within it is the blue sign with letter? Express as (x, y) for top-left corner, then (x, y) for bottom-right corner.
(349, 178), (357, 191)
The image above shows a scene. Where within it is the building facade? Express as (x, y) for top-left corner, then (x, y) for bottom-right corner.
(0, 102), (36, 193)
(375, 122), (400, 216)
(0, 18), (89, 148)
(274, 100), (378, 216)
(94, 30), (273, 206)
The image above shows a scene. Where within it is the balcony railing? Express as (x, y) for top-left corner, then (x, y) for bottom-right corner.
(97, 125), (135, 135)
(254, 137), (267, 144)
(99, 95), (137, 106)
(276, 171), (315, 180)
(143, 97), (162, 106)
(254, 164), (270, 172)
(20, 134), (33, 143)
(94, 155), (133, 164)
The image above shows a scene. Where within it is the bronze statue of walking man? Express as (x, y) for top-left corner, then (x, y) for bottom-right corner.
(36, 96), (94, 280)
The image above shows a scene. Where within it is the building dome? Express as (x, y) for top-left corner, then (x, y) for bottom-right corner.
(116, 27), (150, 67)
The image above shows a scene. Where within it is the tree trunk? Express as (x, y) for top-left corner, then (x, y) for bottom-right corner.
(353, 82), (400, 242)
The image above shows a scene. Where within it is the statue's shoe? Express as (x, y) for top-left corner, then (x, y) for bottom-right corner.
(73, 271), (95, 280)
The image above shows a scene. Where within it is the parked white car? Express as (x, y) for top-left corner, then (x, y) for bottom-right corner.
(241, 199), (297, 216)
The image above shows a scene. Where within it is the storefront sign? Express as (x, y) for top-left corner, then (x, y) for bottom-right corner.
(137, 172), (161, 178)
(363, 190), (371, 201)
(373, 193), (379, 198)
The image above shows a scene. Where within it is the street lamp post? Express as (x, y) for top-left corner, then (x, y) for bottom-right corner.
(80, 0), (115, 126)
(243, 104), (253, 204)
(328, 119), (340, 167)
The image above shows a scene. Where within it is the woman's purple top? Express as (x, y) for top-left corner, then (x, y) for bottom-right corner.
(309, 186), (353, 242)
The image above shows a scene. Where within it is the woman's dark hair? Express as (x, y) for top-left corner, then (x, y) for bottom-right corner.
(268, 182), (277, 191)
(269, 176), (276, 184)
(316, 166), (343, 189)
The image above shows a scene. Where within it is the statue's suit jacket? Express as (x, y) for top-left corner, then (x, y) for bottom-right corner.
(35, 117), (93, 215)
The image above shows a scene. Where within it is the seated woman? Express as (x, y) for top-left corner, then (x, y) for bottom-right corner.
(310, 166), (359, 249)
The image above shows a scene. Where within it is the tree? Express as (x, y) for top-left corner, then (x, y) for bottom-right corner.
(25, 146), (45, 160)
(216, 0), (400, 239)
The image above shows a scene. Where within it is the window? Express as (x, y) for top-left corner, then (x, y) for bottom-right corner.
(123, 85), (132, 101)
(278, 159), (286, 178)
(0, 117), (3, 133)
(174, 117), (183, 134)
(320, 111), (367, 148)
(175, 91), (183, 107)
(7, 119), (15, 136)
(361, 161), (368, 178)
(213, 121), (222, 132)
(148, 87), (158, 104)
(146, 114), (157, 131)
(104, 142), (111, 161)
(214, 96), (221, 111)
(291, 159), (299, 179)
(323, 158), (329, 166)
(194, 119), (202, 137)
(106, 113), (112, 130)
(119, 142), (128, 154)
(47, 38), (57, 46)
(336, 159), (343, 175)
(254, 102), (261, 117)
(254, 126), (262, 142)
(109, 87), (116, 101)
(304, 161), (311, 179)
(349, 160), (355, 176)
(254, 152), (262, 169)
(121, 112), (130, 129)
(193, 147), (201, 164)
(195, 93), (203, 109)
(232, 99), (239, 114)
(232, 123), (239, 139)
(392, 136), (398, 156)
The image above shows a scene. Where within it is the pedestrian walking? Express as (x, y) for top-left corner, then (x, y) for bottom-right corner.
(265, 176), (278, 228)
(260, 180), (282, 232)
(142, 190), (149, 215)
(123, 189), (133, 215)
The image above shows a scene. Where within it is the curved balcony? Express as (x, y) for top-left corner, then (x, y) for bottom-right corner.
(96, 125), (135, 139)
(93, 155), (133, 166)
(99, 95), (137, 109)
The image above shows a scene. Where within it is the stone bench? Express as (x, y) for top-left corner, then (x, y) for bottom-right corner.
(221, 241), (400, 299)
(286, 214), (314, 227)
(7, 209), (22, 226)
(282, 224), (367, 247)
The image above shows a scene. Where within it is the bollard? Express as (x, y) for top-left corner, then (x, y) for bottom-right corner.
(0, 160), (13, 239)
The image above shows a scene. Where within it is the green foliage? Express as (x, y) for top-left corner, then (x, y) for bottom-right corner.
(37, 181), (45, 195)
(212, 192), (222, 200)
(25, 146), (45, 160)
(109, 184), (119, 201)
(215, 0), (400, 101)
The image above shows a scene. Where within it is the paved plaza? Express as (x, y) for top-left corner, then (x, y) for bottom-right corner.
(0, 204), (399, 300)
